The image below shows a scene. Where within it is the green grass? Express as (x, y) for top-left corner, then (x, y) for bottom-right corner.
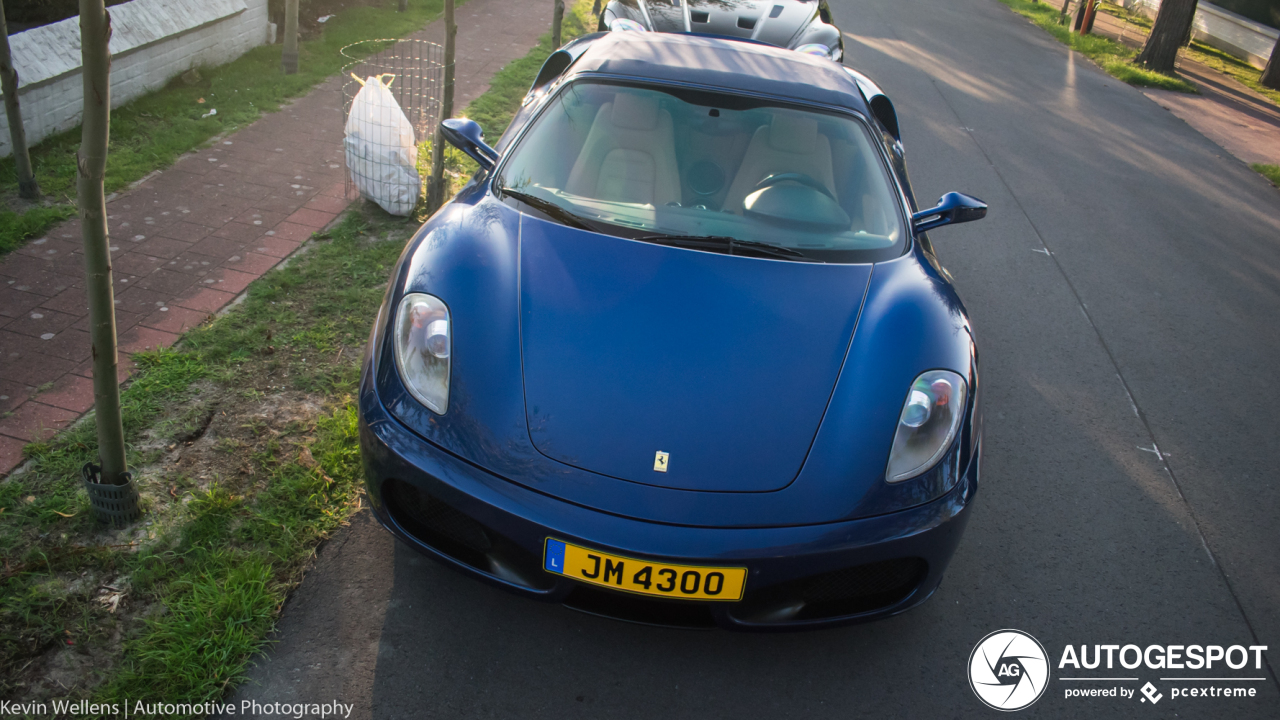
(1253, 163), (1280, 186)
(99, 404), (363, 705)
(0, 4), (596, 705)
(0, 0), (462, 259)
(0, 205), (77, 256)
(997, 0), (1199, 93)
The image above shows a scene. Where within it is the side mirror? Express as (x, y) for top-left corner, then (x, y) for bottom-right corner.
(911, 192), (987, 234)
(440, 118), (499, 171)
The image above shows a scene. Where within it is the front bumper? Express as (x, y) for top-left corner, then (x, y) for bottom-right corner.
(359, 370), (978, 631)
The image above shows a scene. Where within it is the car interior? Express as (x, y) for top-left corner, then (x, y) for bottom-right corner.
(498, 81), (904, 257)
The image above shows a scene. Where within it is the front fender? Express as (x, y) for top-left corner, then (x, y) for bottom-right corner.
(794, 246), (978, 518)
(376, 188), (555, 481)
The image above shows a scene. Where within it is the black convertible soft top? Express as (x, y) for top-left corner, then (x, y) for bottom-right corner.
(566, 32), (869, 114)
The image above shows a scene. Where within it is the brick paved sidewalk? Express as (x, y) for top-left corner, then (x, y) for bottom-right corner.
(0, 0), (560, 474)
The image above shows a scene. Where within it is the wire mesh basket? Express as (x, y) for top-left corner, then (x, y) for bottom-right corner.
(340, 39), (449, 211)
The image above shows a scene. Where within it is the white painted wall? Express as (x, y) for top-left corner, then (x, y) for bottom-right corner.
(1120, 0), (1279, 70)
(1, 0), (271, 157)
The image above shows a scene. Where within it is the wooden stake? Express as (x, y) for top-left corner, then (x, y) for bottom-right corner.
(427, 0), (456, 213)
(552, 0), (565, 49)
(0, 2), (39, 200)
(282, 0), (299, 74)
(78, 0), (128, 485)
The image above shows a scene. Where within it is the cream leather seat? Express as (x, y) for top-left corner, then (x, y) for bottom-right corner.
(565, 92), (681, 207)
(723, 113), (837, 214)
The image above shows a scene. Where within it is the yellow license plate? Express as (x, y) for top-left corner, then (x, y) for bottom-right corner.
(543, 538), (746, 601)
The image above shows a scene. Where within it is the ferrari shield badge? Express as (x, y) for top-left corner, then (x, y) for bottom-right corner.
(653, 451), (669, 472)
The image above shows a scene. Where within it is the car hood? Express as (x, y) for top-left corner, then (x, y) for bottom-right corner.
(640, 0), (816, 48)
(519, 217), (871, 492)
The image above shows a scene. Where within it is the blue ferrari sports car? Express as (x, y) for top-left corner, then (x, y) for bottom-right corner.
(358, 29), (988, 629)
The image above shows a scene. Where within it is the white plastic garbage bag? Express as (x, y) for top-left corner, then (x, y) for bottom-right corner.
(344, 74), (420, 216)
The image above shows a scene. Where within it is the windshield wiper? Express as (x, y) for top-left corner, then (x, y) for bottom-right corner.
(636, 233), (814, 261)
(495, 194), (814, 262)
(498, 187), (600, 232)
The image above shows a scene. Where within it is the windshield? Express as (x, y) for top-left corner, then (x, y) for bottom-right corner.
(495, 79), (906, 263)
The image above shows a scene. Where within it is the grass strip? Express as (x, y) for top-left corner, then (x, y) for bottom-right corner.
(0, 0), (462, 259)
(99, 403), (365, 705)
(2, 2), (599, 710)
(1253, 163), (1280, 186)
(996, 0), (1199, 93)
(0, 205), (77, 256)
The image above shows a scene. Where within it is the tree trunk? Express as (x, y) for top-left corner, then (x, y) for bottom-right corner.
(1135, 0), (1198, 75)
(426, 0), (456, 213)
(552, 0), (565, 49)
(78, 0), (128, 486)
(399, 0), (408, 11)
(0, 2), (39, 200)
(1259, 35), (1279, 90)
(282, 0), (299, 74)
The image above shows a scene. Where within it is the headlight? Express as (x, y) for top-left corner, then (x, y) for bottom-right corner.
(794, 43), (831, 58)
(393, 293), (451, 414)
(886, 370), (967, 482)
(609, 18), (647, 32)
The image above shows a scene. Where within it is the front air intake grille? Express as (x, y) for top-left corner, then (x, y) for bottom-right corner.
(382, 479), (553, 589)
(733, 558), (927, 623)
(383, 478), (491, 567)
(801, 558), (924, 606)
(563, 585), (717, 629)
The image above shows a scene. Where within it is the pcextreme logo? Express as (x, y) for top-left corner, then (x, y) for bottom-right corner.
(969, 630), (1270, 710)
(968, 629), (1050, 711)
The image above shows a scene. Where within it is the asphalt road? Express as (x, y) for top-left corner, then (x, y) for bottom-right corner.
(222, 0), (1280, 717)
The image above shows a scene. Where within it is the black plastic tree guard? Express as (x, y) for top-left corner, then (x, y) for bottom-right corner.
(82, 462), (142, 525)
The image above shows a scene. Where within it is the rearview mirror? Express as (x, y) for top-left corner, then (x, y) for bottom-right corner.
(911, 192), (987, 234)
(440, 118), (499, 171)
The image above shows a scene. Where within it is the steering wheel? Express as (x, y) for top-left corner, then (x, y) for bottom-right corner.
(752, 172), (837, 201)
(744, 172), (849, 232)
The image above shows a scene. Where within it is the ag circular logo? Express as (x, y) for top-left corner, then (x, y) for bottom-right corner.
(968, 629), (1050, 711)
